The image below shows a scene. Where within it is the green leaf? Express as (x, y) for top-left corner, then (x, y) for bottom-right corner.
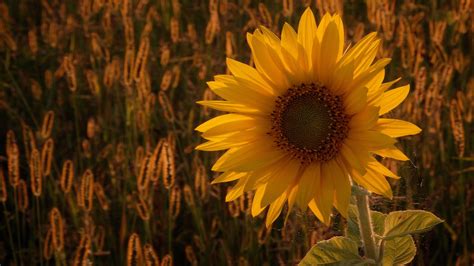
(347, 204), (386, 245)
(299, 236), (364, 266)
(382, 235), (416, 266)
(383, 210), (443, 240)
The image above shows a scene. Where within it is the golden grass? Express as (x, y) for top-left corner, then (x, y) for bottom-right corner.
(0, 0), (472, 265)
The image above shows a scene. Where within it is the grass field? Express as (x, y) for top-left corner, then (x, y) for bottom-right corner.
(0, 0), (472, 265)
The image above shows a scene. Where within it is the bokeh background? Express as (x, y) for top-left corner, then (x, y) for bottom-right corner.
(0, 0), (472, 265)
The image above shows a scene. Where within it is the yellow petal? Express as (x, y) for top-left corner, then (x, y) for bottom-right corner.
(281, 23), (309, 82)
(348, 130), (396, 150)
(330, 60), (354, 96)
(349, 105), (380, 130)
(212, 171), (247, 184)
(349, 58), (391, 91)
(286, 184), (298, 215)
(374, 119), (421, 138)
(337, 32), (377, 71)
(260, 160), (301, 208)
(332, 15), (345, 58)
(295, 163), (321, 209)
(202, 122), (268, 141)
(352, 167), (393, 199)
(316, 13), (331, 42)
(311, 34), (321, 80)
(247, 32), (290, 94)
(196, 140), (241, 151)
(207, 79), (274, 112)
(366, 69), (385, 100)
(244, 160), (284, 192)
(373, 145), (409, 161)
(318, 21), (341, 84)
(309, 199), (330, 225)
(225, 176), (249, 202)
(316, 163), (334, 224)
(212, 139), (285, 172)
(195, 114), (258, 133)
(344, 87), (368, 115)
(331, 159), (351, 217)
(340, 142), (368, 176)
(251, 186), (267, 216)
(197, 100), (261, 114)
(265, 192), (287, 228)
(281, 23), (299, 55)
(353, 39), (381, 77)
(367, 158), (399, 179)
(226, 58), (274, 95)
(379, 77), (401, 92)
(258, 25), (281, 48)
(297, 8), (317, 65)
(377, 84), (410, 115)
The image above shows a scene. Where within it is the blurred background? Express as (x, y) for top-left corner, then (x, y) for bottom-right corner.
(0, 0), (472, 265)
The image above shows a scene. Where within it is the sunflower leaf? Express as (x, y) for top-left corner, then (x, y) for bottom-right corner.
(346, 204), (386, 245)
(298, 236), (364, 265)
(381, 235), (416, 266)
(382, 210), (443, 240)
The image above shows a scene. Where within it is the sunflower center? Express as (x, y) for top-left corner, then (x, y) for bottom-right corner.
(270, 83), (349, 164)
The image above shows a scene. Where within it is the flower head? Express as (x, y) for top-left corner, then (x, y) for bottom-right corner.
(196, 8), (421, 227)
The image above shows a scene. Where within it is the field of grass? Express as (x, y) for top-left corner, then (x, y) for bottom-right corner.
(0, 0), (472, 265)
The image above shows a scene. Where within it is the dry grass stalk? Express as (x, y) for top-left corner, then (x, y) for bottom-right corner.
(63, 55), (77, 92)
(158, 91), (175, 122)
(21, 122), (36, 162)
(282, 0), (294, 17)
(127, 233), (143, 266)
(143, 243), (160, 266)
(95, 226), (106, 251)
(73, 233), (92, 266)
(170, 17), (180, 43)
(15, 179), (29, 212)
(160, 70), (173, 91)
(183, 184), (195, 207)
(228, 199), (240, 217)
(160, 139), (176, 189)
(7, 142), (20, 187)
(134, 37), (150, 82)
(160, 45), (170, 66)
(41, 138), (54, 177)
(0, 167), (7, 202)
(136, 195), (150, 221)
(43, 228), (53, 260)
(194, 162), (208, 201)
(79, 169), (94, 211)
(29, 148), (42, 197)
(60, 160), (74, 193)
(185, 245), (198, 266)
(160, 254), (173, 266)
(49, 207), (64, 251)
(137, 154), (151, 194)
(86, 70), (101, 95)
(169, 185), (181, 219)
(449, 99), (465, 157)
(94, 182), (110, 211)
(41, 110), (54, 139)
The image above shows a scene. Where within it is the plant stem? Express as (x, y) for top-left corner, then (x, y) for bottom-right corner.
(355, 192), (378, 262)
(3, 203), (18, 266)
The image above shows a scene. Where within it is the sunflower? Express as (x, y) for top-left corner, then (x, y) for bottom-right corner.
(196, 8), (421, 227)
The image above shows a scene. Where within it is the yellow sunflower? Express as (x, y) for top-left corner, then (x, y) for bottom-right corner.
(196, 8), (421, 227)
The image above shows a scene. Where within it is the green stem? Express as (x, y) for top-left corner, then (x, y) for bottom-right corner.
(35, 197), (43, 266)
(355, 192), (378, 262)
(3, 203), (18, 266)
